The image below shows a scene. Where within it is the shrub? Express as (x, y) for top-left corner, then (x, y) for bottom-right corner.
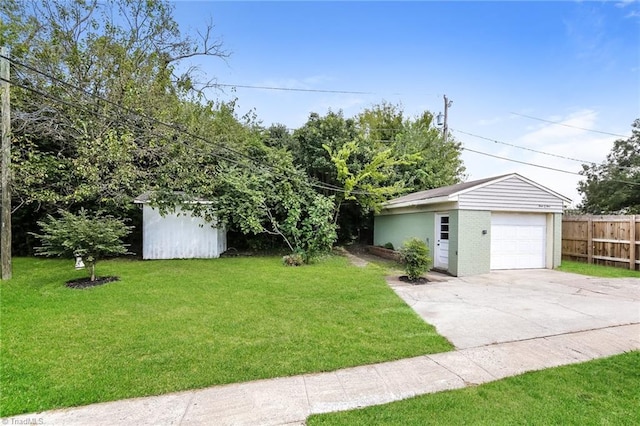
(383, 242), (394, 250)
(31, 209), (132, 281)
(399, 238), (431, 281)
(282, 253), (304, 266)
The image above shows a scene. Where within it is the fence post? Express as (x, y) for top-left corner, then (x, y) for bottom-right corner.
(587, 216), (593, 264)
(630, 215), (637, 271)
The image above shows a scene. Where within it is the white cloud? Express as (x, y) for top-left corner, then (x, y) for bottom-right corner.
(616, 0), (638, 8)
(462, 109), (619, 208)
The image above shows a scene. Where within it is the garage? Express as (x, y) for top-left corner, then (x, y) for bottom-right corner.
(491, 213), (546, 269)
(374, 173), (571, 276)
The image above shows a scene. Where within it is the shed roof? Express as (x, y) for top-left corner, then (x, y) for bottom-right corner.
(383, 173), (571, 209)
(133, 191), (212, 205)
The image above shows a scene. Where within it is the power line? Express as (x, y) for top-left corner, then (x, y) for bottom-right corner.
(5, 54), (370, 194)
(1, 77), (258, 172)
(453, 128), (639, 173)
(510, 112), (628, 138)
(7, 55), (638, 192)
(216, 83), (442, 98)
(452, 128), (592, 164)
(462, 146), (640, 186)
(216, 84), (374, 95)
(0, 62), (374, 196)
(461, 146), (582, 176)
(2, 56), (340, 186)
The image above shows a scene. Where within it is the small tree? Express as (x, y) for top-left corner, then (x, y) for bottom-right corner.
(399, 238), (431, 281)
(32, 209), (132, 281)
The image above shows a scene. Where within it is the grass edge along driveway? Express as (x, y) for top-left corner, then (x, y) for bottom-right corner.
(0, 255), (452, 416)
(557, 260), (640, 278)
(307, 350), (640, 425)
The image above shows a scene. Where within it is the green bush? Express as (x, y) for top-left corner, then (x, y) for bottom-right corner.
(31, 209), (132, 281)
(383, 242), (394, 250)
(399, 238), (431, 280)
(282, 253), (304, 266)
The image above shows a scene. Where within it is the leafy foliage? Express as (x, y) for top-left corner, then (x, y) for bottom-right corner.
(32, 209), (132, 281)
(152, 134), (338, 262)
(399, 238), (431, 280)
(578, 119), (640, 214)
(3, 0), (465, 256)
(2, 0), (228, 253)
(291, 106), (465, 243)
(282, 253), (305, 266)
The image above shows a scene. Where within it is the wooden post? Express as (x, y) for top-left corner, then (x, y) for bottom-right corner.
(630, 215), (636, 271)
(1, 46), (11, 280)
(586, 216), (593, 265)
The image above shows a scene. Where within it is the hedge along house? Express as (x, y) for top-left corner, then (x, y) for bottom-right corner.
(374, 174), (571, 276)
(134, 192), (227, 260)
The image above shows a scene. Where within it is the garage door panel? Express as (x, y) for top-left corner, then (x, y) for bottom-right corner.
(491, 214), (546, 270)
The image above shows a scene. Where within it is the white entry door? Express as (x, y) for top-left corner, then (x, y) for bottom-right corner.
(435, 214), (449, 270)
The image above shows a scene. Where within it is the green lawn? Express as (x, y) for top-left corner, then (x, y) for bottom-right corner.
(0, 256), (452, 416)
(558, 260), (640, 278)
(307, 351), (640, 425)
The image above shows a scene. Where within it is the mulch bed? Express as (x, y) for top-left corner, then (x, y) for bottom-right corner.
(399, 275), (429, 285)
(65, 276), (119, 289)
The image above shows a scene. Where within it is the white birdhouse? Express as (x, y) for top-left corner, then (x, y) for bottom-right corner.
(75, 256), (85, 270)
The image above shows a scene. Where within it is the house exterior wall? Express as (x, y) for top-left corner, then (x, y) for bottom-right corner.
(553, 213), (563, 267)
(453, 210), (492, 276)
(142, 205), (225, 260)
(458, 176), (565, 213)
(376, 176), (568, 276)
(374, 211), (435, 255)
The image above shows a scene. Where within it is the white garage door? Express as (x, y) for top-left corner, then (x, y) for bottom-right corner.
(491, 213), (546, 270)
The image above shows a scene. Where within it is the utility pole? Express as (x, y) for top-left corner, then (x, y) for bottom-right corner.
(1, 46), (11, 280)
(442, 94), (452, 142)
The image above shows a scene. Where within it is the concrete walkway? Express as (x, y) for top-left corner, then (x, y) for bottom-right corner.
(4, 262), (639, 425)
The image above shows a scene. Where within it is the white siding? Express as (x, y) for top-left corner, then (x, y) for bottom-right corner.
(142, 205), (225, 259)
(458, 176), (564, 213)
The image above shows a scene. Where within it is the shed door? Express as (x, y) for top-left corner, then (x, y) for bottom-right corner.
(491, 213), (546, 270)
(435, 214), (449, 270)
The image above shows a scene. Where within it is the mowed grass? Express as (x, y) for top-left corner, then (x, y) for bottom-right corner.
(308, 351), (640, 425)
(558, 260), (640, 278)
(0, 256), (452, 416)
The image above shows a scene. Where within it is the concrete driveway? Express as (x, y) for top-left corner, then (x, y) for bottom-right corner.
(389, 269), (640, 349)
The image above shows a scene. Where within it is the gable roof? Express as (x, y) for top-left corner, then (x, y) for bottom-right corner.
(384, 173), (571, 209)
(133, 191), (212, 205)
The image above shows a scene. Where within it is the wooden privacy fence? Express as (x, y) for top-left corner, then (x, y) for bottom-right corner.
(562, 215), (639, 271)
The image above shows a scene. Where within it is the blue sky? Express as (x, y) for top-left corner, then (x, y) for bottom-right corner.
(171, 0), (640, 206)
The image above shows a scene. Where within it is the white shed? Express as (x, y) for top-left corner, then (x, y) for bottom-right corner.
(134, 193), (227, 260)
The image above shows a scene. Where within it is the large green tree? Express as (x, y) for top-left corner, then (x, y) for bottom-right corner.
(290, 105), (465, 243)
(578, 119), (640, 214)
(1, 0), (228, 253)
(151, 126), (338, 261)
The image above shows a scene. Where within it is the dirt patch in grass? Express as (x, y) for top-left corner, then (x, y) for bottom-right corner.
(65, 276), (119, 289)
(398, 276), (429, 285)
